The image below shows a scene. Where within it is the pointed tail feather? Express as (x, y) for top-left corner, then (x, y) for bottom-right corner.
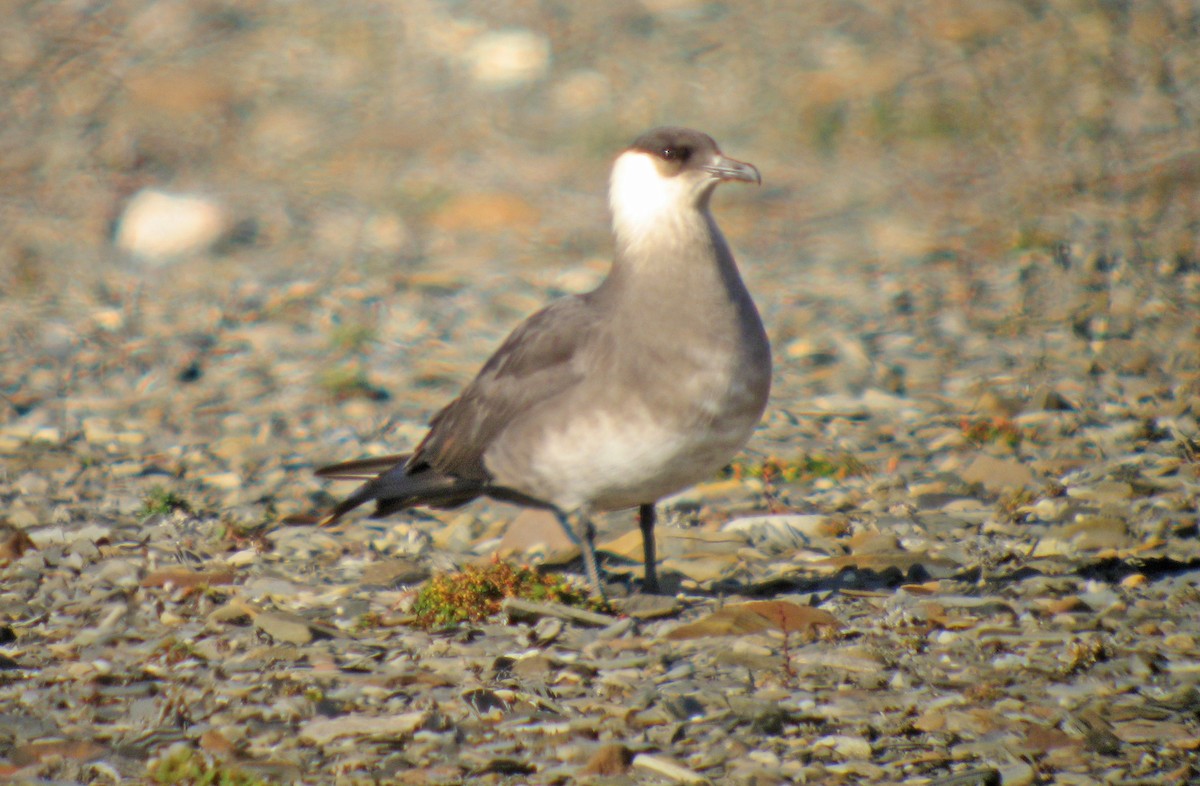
(316, 456), (486, 526)
(317, 483), (383, 527)
(315, 453), (411, 480)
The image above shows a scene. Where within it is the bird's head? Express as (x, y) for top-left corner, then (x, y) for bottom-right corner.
(609, 127), (759, 253)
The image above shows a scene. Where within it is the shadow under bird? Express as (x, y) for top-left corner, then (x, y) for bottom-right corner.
(315, 126), (771, 597)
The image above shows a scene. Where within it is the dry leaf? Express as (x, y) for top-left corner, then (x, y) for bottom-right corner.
(741, 600), (841, 634)
(666, 601), (839, 640)
(666, 606), (774, 640)
(0, 523), (35, 563)
(901, 580), (943, 595)
(1035, 596), (1091, 616)
(199, 729), (236, 756)
(12, 739), (105, 766)
(142, 567), (235, 590)
(299, 711), (428, 744)
(583, 743), (634, 776)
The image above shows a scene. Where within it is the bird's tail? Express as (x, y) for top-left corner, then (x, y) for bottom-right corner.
(315, 453), (484, 525)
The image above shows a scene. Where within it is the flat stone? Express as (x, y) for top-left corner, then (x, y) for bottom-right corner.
(957, 453), (1037, 492)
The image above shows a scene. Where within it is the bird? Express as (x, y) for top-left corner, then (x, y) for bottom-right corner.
(315, 126), (771, 598)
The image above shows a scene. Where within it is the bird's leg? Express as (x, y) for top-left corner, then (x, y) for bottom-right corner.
(556, 508), (606, 600)
(639, 503), (659, 594)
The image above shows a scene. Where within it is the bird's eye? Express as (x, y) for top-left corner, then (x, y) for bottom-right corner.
(661, 146), (690, 162)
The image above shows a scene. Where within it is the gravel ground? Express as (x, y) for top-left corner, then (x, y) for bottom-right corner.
(2, 1), (1200, 784)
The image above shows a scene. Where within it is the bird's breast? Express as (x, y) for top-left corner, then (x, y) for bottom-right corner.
(486, 313), (770, 512)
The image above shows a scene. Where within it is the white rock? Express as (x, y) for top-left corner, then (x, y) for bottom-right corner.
(96, 559), (141, 589)
(813, 734), (872, 760)
(722, 514), (835, 554)
(29, 526), (68, 545)
(74, 523), (113, 543)
(226, 548), (259, 567)
(15, 472), (49, 496)
(465, 29), (550, 88)
(32, 426), (62, 444)
(631, 753), (711, 785)
(299, 711), (428, 744)
(114, 188), (229, 263)
(999, 762), (1037, 786)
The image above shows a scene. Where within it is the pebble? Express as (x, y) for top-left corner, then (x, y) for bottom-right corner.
(114, 189), (230, 263)
(464, 29), (550, 88)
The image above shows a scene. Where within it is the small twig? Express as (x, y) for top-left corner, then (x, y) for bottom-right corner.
(502, 597), (616, 628)
(776, 605), (796, 687)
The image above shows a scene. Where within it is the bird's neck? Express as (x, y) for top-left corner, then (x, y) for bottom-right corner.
(600, 206), (750, 319)
(612, 206), (713, 269)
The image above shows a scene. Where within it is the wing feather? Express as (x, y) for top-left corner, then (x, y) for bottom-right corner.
(317, 292), (603, 523)
(414, 294), (600, 477)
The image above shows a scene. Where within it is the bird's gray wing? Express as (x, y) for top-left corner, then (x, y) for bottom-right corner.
(412, 293), (600, 480)
(314, 294), (600, 525)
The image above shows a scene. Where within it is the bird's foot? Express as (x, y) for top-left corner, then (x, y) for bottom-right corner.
(558, 508), (607, 601)
(638, 503), (660, 595)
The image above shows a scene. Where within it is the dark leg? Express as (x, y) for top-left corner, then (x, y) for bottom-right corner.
(557, 508), (606, 600)
(639, 503), (659, 594)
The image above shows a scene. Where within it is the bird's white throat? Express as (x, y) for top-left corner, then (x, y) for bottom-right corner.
(608, 151), (711, 258)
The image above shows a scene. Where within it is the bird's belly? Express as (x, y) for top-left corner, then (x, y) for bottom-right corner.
(487, 372), (765, 511)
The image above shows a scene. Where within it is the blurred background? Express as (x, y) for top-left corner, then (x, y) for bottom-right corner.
(5, 0), (1198, 283)
(1, 0), (1198, 514)
(4, 0), (1198, 272)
